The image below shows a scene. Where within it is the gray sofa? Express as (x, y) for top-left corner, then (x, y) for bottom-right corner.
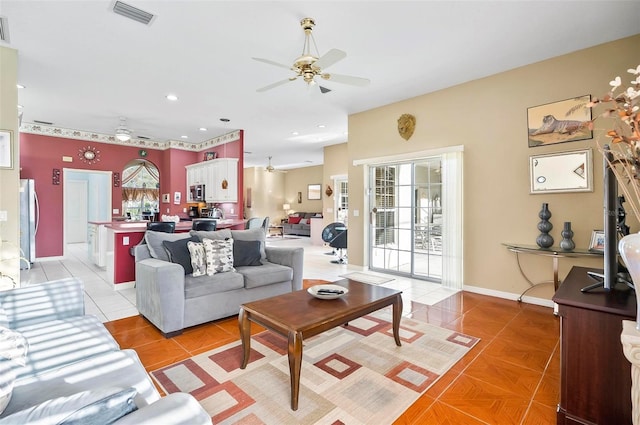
(282, 212), (322, 236)
(134, 227), (304, 337)
(0, 277), (210, 424)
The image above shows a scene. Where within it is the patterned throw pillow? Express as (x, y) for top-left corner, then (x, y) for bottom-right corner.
(202, 238), (234, 275)
(187, 241), (207, 277)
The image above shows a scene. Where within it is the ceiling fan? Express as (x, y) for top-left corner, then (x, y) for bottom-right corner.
(265, 156), (287, 173)
(114, 117), (132, 142)
(253, 17), (370, 93)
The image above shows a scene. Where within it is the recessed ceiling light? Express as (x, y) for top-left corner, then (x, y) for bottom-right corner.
(317, 124), (326, 128)
(166, 94), (178, 101)
(199, 127), (207, 131)
(292, 131), (299, 136)
(220, 118), (230, 122)
(17, 105), (23, 109)
(16, 84), (25, 89)
(180, 135), (188, 139)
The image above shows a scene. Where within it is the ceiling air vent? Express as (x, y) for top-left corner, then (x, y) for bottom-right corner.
(33, 120), (53, 125)
(0, 16), (10, 43)
(112, 1), (154, 25)
(137, 135), (150, 140)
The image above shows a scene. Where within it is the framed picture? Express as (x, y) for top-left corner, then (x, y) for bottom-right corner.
(0, 129), (13, 169)
(173, 192), (181, 205)
(527, 95), (592, 147)
(589, 230), (605, 252)
(204, 151), (217, 161)
(307, 184), (321, 200)
(297, 191), (302, 203)
(162, 193), (170, 203)
(530, 148), (593, 194)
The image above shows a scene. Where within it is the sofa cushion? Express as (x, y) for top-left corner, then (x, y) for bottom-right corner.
(288, 216), (302, 224)
(0, 386), (136, 425)
(233, 240), (262, 267)
(162, 236), (199, 275)
(190, 229), (232, 242)
(238, 261), (293, 289)
(230, 228), (266, 260)
(202, 238), (234, 275)
(13, 315), (119, 381)
(187, 242), (207, 277)
(145, 231), (192, 262)
(184, 272), (244, 299)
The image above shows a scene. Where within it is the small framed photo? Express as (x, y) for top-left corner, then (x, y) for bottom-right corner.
(173, 192), (181, 205)
(162, 193), (170, 204)
(589, 230), (605, 252)
(204, 151), (217, 161)
(307, 184), (321, 200)
(0, 129), (13, 169)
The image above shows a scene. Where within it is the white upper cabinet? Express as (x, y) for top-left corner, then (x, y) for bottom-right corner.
(186, 158), (238, 203)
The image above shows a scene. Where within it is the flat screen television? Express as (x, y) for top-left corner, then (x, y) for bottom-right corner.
(582, 145), (633, 292)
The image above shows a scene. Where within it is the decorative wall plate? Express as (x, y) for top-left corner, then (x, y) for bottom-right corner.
(79, 146), (100, 164)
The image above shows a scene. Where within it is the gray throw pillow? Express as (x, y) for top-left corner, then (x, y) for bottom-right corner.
(190, 229), (232, 242)
(163, 236), (199, 275)
(144, 231), (193, 262)
(233, 239), (263, 266)
(230, 227), (266, 260)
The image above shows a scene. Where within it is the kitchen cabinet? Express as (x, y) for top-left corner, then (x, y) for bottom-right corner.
(186, 158), (238, 203)
(87, 222), (107, 267)
(207, 158), (238, 202)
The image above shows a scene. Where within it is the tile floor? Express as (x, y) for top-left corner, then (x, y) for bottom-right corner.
(20, 235), (560, 424)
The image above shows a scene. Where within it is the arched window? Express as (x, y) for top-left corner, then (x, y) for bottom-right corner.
(121, 160), (159, 220)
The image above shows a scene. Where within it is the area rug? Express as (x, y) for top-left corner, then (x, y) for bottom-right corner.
(151, 311), (479, 424)
(339, 272), (394, 285)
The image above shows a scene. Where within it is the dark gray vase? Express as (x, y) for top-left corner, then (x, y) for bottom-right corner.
(536, 203), (554, 248)
(559, 221), (575, 251)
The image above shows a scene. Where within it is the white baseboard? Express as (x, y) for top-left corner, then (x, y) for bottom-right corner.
(463, 284), (555, 309)
(34, 256), (65, 262)
(113, 281), (134, 291)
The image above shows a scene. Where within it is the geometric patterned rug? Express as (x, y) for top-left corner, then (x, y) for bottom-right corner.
(151, 310), (480, 424)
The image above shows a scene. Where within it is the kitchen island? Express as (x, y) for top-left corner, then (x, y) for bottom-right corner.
(91, 219), (246, 287)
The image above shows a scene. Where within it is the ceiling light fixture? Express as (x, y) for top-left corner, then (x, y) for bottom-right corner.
(166, 94), (178, 101)
(199, 127), (207, 131)
(115, 117), (132, 142)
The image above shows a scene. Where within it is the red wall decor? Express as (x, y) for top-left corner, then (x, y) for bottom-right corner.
(52, 168), (60, 185)
(113, 171), (120, 187)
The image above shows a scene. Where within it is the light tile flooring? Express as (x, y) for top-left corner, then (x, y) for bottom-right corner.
(19, 236), (458, 322)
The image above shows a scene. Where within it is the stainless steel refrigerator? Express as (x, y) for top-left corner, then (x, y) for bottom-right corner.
(19, 179), (39, 269)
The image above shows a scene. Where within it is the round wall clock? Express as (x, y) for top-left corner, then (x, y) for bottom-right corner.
(78, 146), (101, 164)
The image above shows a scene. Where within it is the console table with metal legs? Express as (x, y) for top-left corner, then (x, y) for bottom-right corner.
(502, 243), (603, 301)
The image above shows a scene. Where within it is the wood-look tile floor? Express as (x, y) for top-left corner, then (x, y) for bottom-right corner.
(105, 281), (559, 425)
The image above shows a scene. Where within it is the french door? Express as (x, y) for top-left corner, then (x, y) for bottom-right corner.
(368, 150), (463, 288)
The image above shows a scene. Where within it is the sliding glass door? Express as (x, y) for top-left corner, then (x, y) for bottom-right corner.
(368, 151), (462, 287)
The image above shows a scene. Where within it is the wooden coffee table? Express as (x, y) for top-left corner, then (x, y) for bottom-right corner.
(238, 279), (403, 410)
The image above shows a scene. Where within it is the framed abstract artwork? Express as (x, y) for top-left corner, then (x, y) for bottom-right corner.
(530, 148), (593, 194)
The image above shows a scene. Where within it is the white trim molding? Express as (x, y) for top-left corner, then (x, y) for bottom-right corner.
(353, 145), (464, 167)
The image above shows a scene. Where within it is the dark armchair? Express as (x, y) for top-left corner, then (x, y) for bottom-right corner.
(322, 223), (347, 264)
(192, 219), (217, 231)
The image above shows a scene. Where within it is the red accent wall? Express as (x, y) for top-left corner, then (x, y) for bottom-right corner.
(19, 131), (244, 259)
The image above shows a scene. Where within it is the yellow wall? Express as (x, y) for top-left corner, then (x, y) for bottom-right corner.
(284, 165), (324, 216)
(243, 166), (286, 223)
(347, 34), (640, 300)
(322, 143), (349, 228)
(0, 46), (20, 287)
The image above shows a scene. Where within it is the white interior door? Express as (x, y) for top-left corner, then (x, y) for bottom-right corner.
(65, 180), (88, 243)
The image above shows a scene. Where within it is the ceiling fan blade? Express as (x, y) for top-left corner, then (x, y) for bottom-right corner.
(252, 57), (293, 70)
(314, 49), (346, 70)
(256, 78), (295, 92)
(319, 86), (332, 94)
(322, 73), (370, 87)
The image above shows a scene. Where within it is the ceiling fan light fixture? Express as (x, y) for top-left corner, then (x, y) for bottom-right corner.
(115, 127), (131, 141)
(115, 117), (131, 141)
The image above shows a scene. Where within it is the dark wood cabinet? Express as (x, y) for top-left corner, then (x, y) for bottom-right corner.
(552, 266), (636, 425)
